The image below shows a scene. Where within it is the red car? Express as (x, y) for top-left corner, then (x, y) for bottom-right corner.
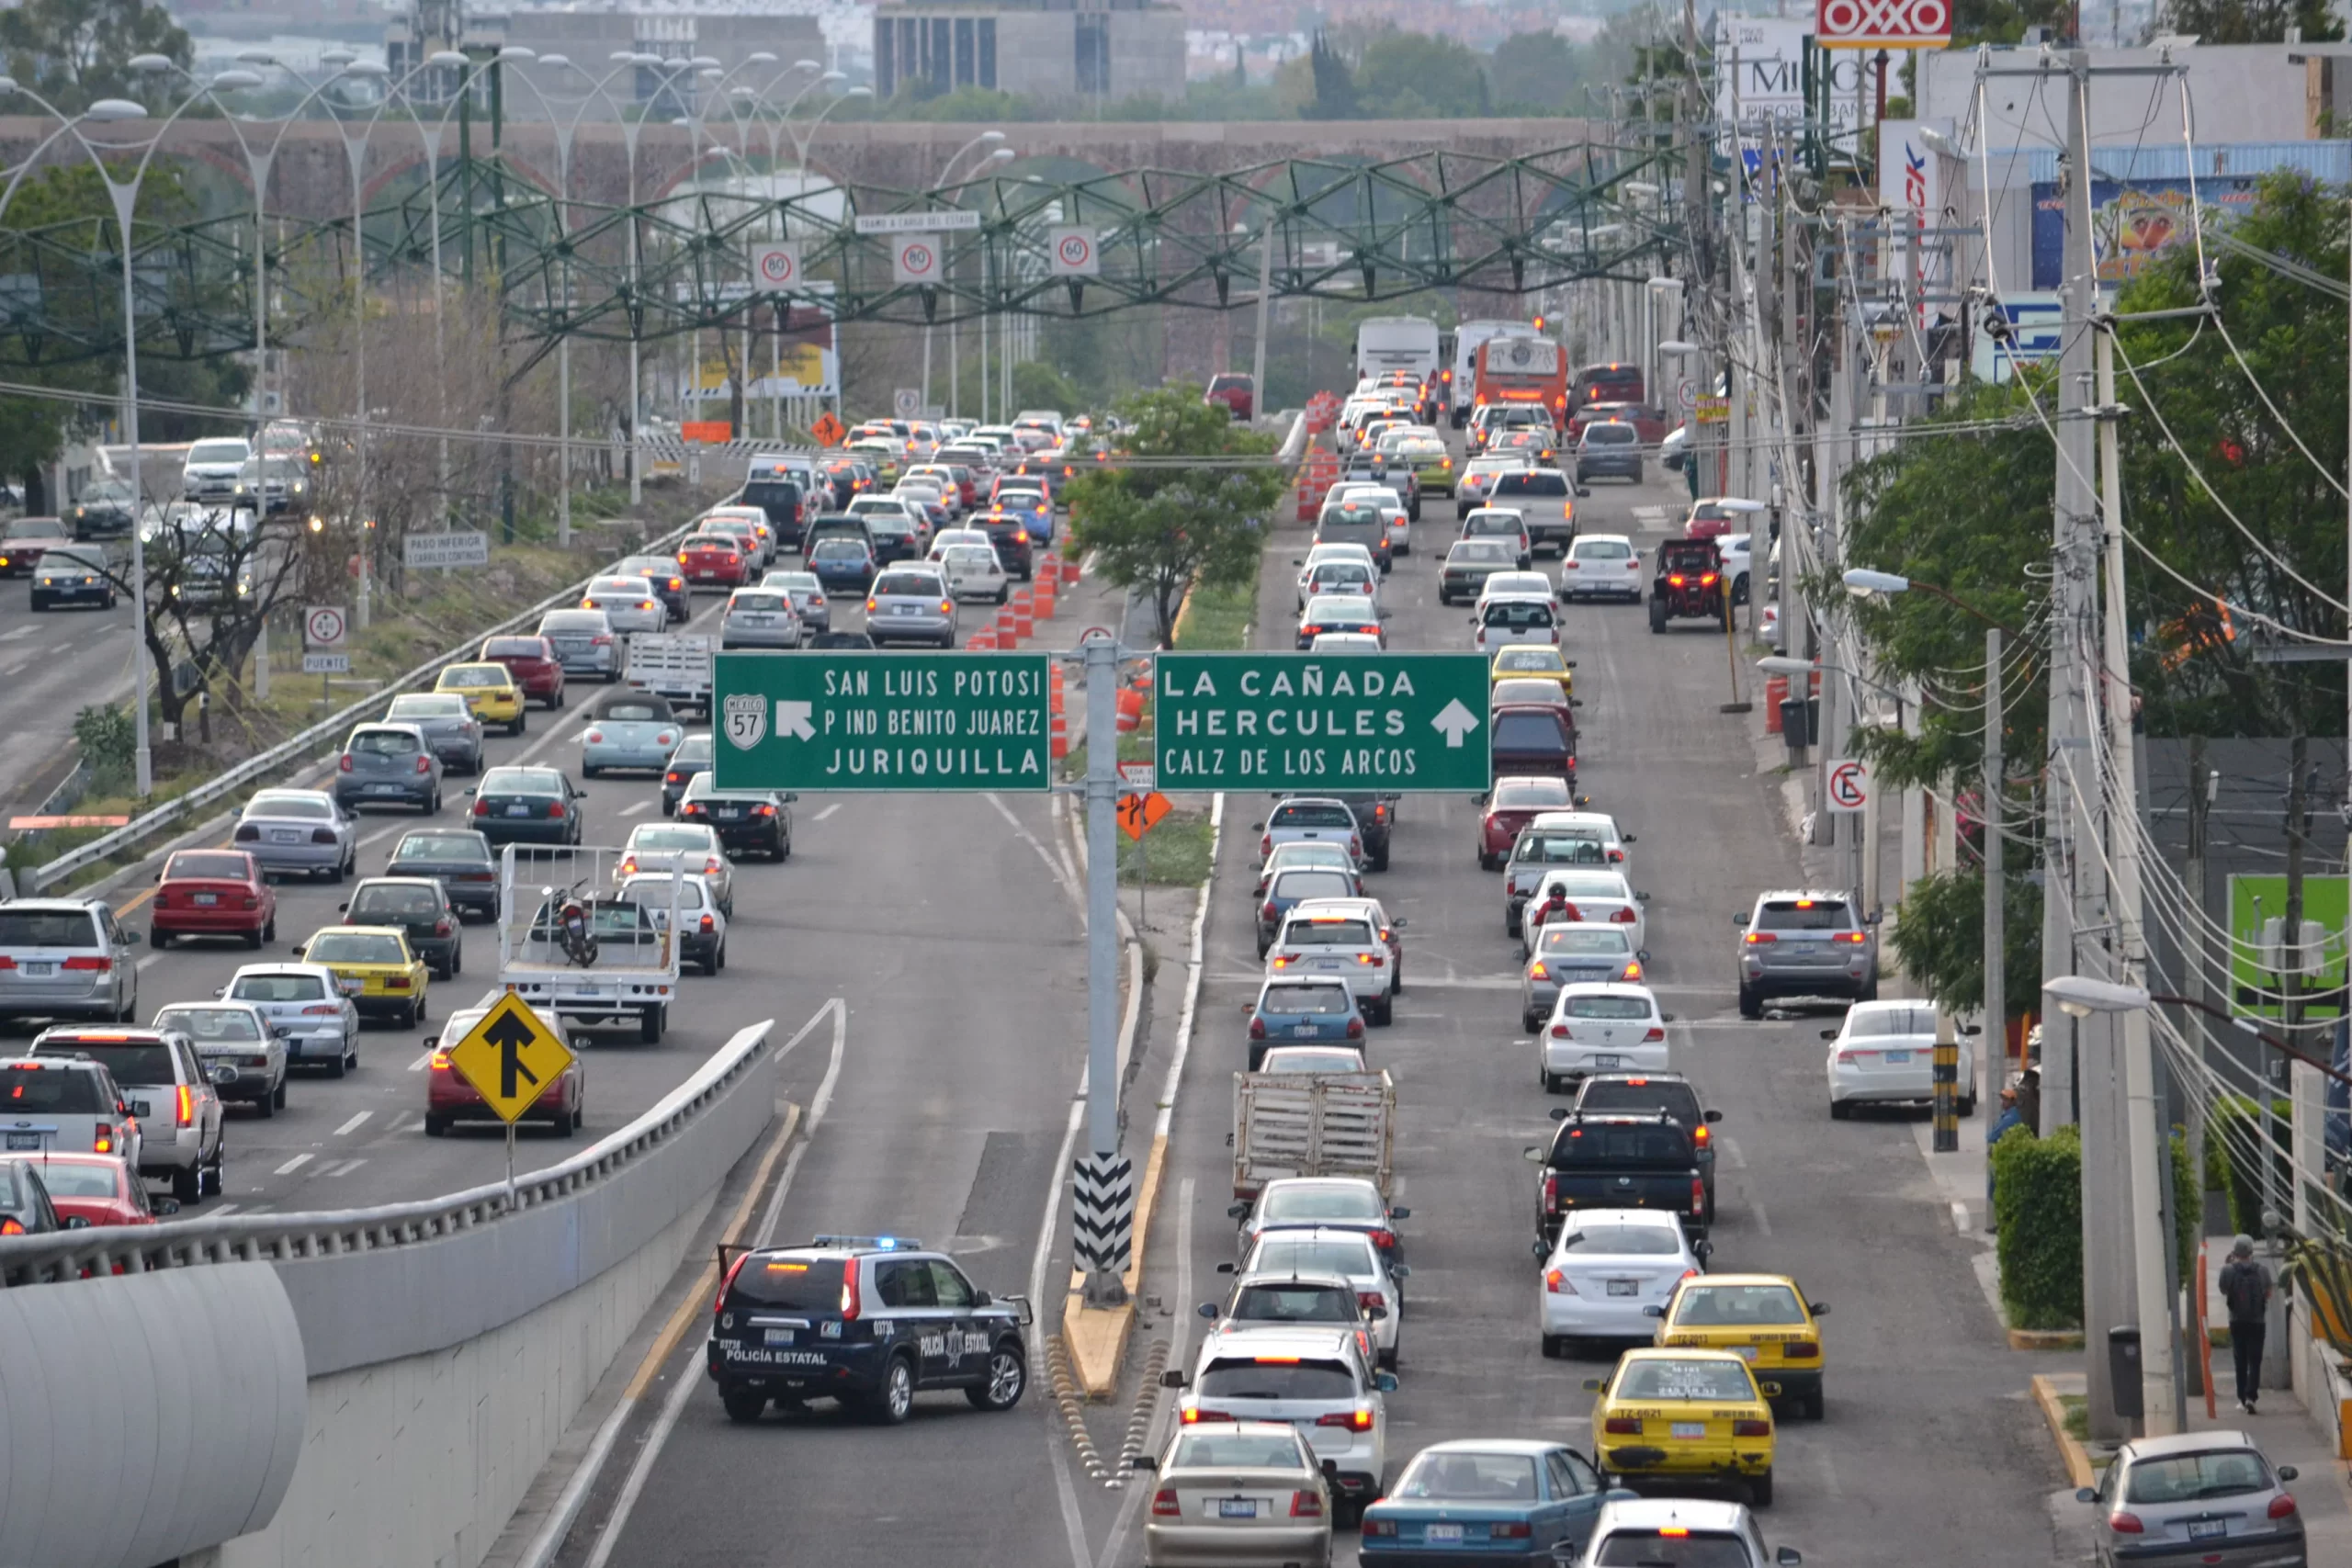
(150, 848), (276, 949)
(1205, 370), (1256, 422)
(480, 634), (567, 709)
(424, 1006), (585, 1136)
(678, 531), (750, 588)
(4, 1151), (171, 1225)
(0, 516), (71, 578)
(1683, 498), (1744, 540)
(1477, 774), (1578, 871)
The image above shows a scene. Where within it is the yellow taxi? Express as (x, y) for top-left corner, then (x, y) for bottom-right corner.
(1585, 1348), (1777, 1506)
(1385, 431), (1455, 496)
(1491, 644), (1575, 697)
(1653, 1273), (1828, 1421)
(847, 437), (902, 485)
(436, 662), (526, 736)
(294, 924), (431, 1028)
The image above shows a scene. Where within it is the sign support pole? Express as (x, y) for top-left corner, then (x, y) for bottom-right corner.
(504, 1120), (517, 1208)
(1076, 633), (1133, 1307)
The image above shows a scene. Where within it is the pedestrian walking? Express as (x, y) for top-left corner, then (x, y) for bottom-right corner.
(2219, 1235), (2273, 1414)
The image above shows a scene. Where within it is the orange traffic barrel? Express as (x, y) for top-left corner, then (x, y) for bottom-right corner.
(1050, 710), (1069, 759)
(1114, 686), (1144, 733)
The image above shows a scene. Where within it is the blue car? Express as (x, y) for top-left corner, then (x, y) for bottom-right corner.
(578, 691), (684, 777)
(808, 536), (876, 592)
(1362, 1439), (1614, 1566)
(1247, 976), (1363, 1068)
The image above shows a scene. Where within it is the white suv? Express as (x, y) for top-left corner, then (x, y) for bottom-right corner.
(28, 1026), (226, 1201)
(1268, 904), (1396, 1026)
(1166, 1325), (1396, 1524)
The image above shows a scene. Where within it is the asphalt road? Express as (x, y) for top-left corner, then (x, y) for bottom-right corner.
(0, 587), (140, 811)
(1134, 459), (2065, 1564)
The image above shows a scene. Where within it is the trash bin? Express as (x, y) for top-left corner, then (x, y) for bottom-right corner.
(2108, 1325), (2143, 1420)
(1778, 695), (1818, 749)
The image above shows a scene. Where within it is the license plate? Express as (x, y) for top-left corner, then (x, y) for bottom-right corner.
(5, 1132), (40, 1150)
(1594, 1054), (1623, 1069)
(892, 604), (919, 615)
(1884, 1050), (1911, 1065)
(192, 893), (218, 907)
(507, 804), (531, 817)
(338, 978), (365, 995)
(1292, 1024), (1317, 1037)
(1606, 1280), (1640, 1296)
(271, 829), (300, 842)
(2188, 1520), (2225, 1540)
(1426, 1523), (1464, 1542)
(1670, 1422), (1706, 1439)
(763, 1327), (796, 1346)
(556, 640), (587, 652)
(20, 962), (50, 977)
(1217, 1500), (1258, 1519)
(368, 784), (401, 795)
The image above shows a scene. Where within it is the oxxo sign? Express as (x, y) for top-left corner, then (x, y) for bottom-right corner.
(1152, 652), (1492, 793)
(1815, 0), (1950, 48)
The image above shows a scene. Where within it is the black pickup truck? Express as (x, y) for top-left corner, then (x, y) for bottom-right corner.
(1525, 1111), (1707, 1250)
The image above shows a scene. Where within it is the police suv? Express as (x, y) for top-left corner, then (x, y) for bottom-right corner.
(707, 1235), (1034, 1424)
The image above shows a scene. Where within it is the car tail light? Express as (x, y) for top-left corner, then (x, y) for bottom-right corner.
(1357, 1291), (1385, 1314)
(699, 914), (716, 932)
(94, 1124), (115, 1154)
(1179, 1405), (1231, 1425)
(1644, 1026), (1666, 1042)
(1611, 908), (1637, 924)
(840, 1265), (861, 1322)
(339, 754), (354, 772)
(241, 896), (258, 911)
(1368, 1228), (1396, 1251)
(715, 1250), (750, 1313)
(1545, 1268), (1576, 1294)
(1529, 962), (1548, 979)
(1150, 1488), (1180, 1517)
(1249, 1018), (1266, 1040)
(1668, 574), (1685, 587)
(676, 552), (691, 566)
(1289, 1489), (1323, 1518)
(1623, 960), (1644, 981)
(1603, 1416), (1642, 1435)
(592, 634), (614, 647)
(1692, 1122), (1709, 1146)
(473, 799), (490, 817)
(1541, 1171), (1559, 1210)
(1835, 931), (1870, 944)
(434, 919), (452, 937)
(1359, 953), (1385, 968)
(311, 828), (338, 844)
(865, 598), (877, 614)
(415, 755), (433, 775)
(2108, 1513), (2143, 1535)
(1345, 1017), (1363, 1040)
(1733, 1419), (1771, 1438)
(1349, 836), (1362, 858)
(547, 803), (566, 818)
(429, 1050), (451, 1070)
(1491, 1521), (1532, 1540)
(1259, 834), (1272, 856)
(385, 976), (412, 990)
(175, 1084), (194, 1127)
(234, 824), (259, 841)
(666, 772), (684, 786)
(1701, 573), (1718, 587)
(638, 601), (655, 612)
(1783, 1340), (1818, 1358)
(2269, 1494), (2299, 1520)
(1692, 1177), (1707, 1214)
(0, 1217), (20, 1236)
(1744, 931), (1777, 944)
(1363, 1519), (1397, 1538)
(1566, 560), (1580, 570)
(586, 731), (605, 744)
(1316, 1406), (1374, 1432)
(62, 956), (110, 972)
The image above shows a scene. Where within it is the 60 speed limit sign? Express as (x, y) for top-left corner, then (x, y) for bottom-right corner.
(1826, 757), (1872, 814)
(1048, 225), (1100, 277)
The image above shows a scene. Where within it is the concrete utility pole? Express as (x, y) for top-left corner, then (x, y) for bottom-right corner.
(2182, 736), (2211, 1209)
(1983, 626), (2005, 1118)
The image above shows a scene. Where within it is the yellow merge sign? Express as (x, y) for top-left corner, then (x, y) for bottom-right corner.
(447, 993), (575, 1123)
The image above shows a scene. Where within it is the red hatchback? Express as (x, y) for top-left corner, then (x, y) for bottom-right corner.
(150, 849), (276, 949)
(480, 634), (567, 709)
(424, 1005), (585, 1136)
(678, 531), (750, 589)
(5, 1152), (169, 1225)
(1477, 774), (1578, 871)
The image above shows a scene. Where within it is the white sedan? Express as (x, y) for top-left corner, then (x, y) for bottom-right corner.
(1539, 1206), (1707, 1356)
(1521, 868), (1645, 958)
(1539, 982), (1670, 1092)
(1826, 998), (1977, 1119)
(1561, 533), (1645, 602)
(581, 575), (665, 636)
(938, 542), (1009, 604)
(1476, 571), (1559, 613)
(1297, 557), (1381, 611)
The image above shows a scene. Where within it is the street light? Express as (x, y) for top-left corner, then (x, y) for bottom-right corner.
(923, 132), (1014, 416)
(2041, 975), (2183, 1437)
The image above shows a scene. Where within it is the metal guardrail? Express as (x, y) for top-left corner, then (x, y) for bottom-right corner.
(0, 1018), (775, 1287)
(27, 516), (707, 893)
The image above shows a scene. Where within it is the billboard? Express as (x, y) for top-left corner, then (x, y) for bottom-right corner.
(2227, 873), (2349, 1021)
(1878, 120), (1948, 326)
(2030, 176), (2264, 289)
(1713, 18), (1866, 160)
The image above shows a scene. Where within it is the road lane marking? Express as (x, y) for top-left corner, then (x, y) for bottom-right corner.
(334, 1110), (371, 1136)
(361, 821), (408, 846)
(812, 803), (841, 821)
(273, 1152), (312, 1175)
(407, 1050), (434, 1072)
(322, 1157), (367, 1178)
(985, 790), (1079, 908)
(1720, 1137), (1748, 1170)
(209, 1201), (241, 1216)
(620, 799), (649, 816)
(136, 953), (162, 971)
(0, 626), (32, 640)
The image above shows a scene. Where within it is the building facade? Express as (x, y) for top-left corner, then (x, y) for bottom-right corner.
(872, 0), (1185, 102)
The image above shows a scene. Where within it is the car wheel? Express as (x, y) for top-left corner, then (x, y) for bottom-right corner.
(1505, 908), (1521, 938)
(245, 926), (264, 950)
(716, 942), (728, 972)
(1749, 1471), (1772, 1509)
(202, 1139), (225, 1196)
(1803, 1386), (1825, 1421)
(1828, 1098), (1852, 1121)
(1647, 600), (1667, 634)
(551, 1103), (576, 1139)
(451, 945), (462, 977)
(424, 1113), (447, 1137)
(344, 1035), (358, 1072)
(426, 790), (441, 815)
(272, 1077), (288, 1111)
(1540, 1334), (1566, 1359)
(639, 1007), (662, 1044)
(1958, 1093), (1977, 1118)
(1522, 1010), (1541, 1032)
(256, 1086), (276, 1119)
(721, 1385), (767, 1424)
(173, 1160), (201, 1203)
(872, 1354), (917, 1424)
(582, 763), (600, 779)
(966, 1344), (1027, 1412)
(1540, 1066), (1559, 1093)
(512, 714), (527, 736)
(1737, 983), (1763, 1021)
(152, 929), (172, 950)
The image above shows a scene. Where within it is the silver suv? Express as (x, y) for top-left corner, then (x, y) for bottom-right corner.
(1735, 889), (1878, 1018)
(28, 1026), (227, 1201)
(0, 1055), (141, 1173)
(0, 899), (140, 1022)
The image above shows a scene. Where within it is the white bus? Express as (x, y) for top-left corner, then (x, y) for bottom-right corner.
(1352, 316), (1442, 384)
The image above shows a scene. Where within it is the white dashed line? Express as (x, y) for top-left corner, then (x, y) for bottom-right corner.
(0, 626), (33, 640)
(322, 1157), (367, 1178)
(406, 1050), (435, 1072)
(136, 953), (162, 971)
(621, 800), (650, 816)
(209, 1201), (242, 1216)
(1951, 1200), (1973, 1235)
(333, 1110), (371, 1136)
(273, 1152), (313, 1176)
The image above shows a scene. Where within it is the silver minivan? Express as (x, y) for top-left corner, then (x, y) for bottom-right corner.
(0, 900), (139, 1023)
(865, 566), (957, 649)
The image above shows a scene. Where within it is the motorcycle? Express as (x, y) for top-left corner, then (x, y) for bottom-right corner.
(542, 884), (600, 969)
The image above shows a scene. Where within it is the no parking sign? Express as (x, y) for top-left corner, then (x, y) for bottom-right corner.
(1047, 225), (1100, 277)
(892, 236), (943, 285)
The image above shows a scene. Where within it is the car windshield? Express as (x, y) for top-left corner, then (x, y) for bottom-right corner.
(874, 573), (942, 597)
(942, 548), (995, 570)
(41, 547), (107, 572)
(1593, 1531), (1755, 1567)
(598, 699), (670, 723)
(230, 973), (325, 1002)
(1582, 424), (1638, 446)
(811, 541), (867, 560)
(1539, 928), (1632, 955)
(0, 1064), (106, 1111)
(1272, 805), (1355, 829)
(350, 886), (442, 919)
(1845, 1006), (1936, 1038)
(540, 613), (604, 632)
(26, 1161), (120, 1199)
(441, 667), (506, 690)
(350, 729), (420, 756)
(1757, 898), (1853, 931)
(394, 835), (488, 864)
(1674, 1283), (1808, 1327)
(307, 931), (406, 964)
(1169, 1431), (1306, 1472)
(1465, 516), (1523, 537)
(2123, 1449), (2276, 1504)
(1494, 713), (1566, 749)
(1394, 1451), (1540, 1501)
(246, 794), (331, 820)
(1260, 1049), (1364, 1073)
(1251, 1236), (1374, 1276)
(631, 828), (709, 852)
(1283, 918), (1374, 948)
(765, 573), (821, 593)
(45, 1039), (171, 1084)
(1495, 472), (1571, 495)
(1557, 1224), (1684, 1257)
(1483, 603), (1555, 629)
(5, 520), (67, 540)
(154, 1006), (262, 1042)
(1563, 995), (1652, 1021)
(1495, 680), (1566, 707)
(1261, 1184), (1382, 1223)
(166, 852), (250, 881)
(389, 696), (469, 719)
(188, 440), (248, 464)
(731, 593), (789, 613)
(1575, 540), (1634, 561)
(481, 638), (547, 660)
(1492, 782), (1573, 813)
(1577, 1081), (1703, 1123)
(481, 770), (561, 795)
(672, 737), (714, 762)
(1196, 1359), (1358, 1402)
(1261, 983), (1351, 1016)
(727, 1254), (847, 1311)
(1231, 1284), (1355, 1323)
(1543, 874), (1626, 899)
(1453, 541), (1515, 565)
(1617, 1359), (1756, 1402)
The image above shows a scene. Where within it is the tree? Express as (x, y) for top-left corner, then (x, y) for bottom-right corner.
(0, 0), (190, 116)
(1064, 386), (1287, 646)
(1884, 864), (2042, 1017)
(1353, 29), (1489, 118)
(1303, 31), (1356, 120)
(1948, 0), (2074, 45)
(2161, 0), (2342, 42)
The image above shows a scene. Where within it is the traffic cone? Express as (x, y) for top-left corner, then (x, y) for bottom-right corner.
(1114, 686), (1144, 733)
(1034, 573), (1057, 619)
(1050, 665), (1065, 714)
(1012, 590), (1035, 639)
(1050, 709), (1069, 759)
(969, 626), (996, 650)
(996, 602), (1020, 648)
(1059, 557), (1080, 587)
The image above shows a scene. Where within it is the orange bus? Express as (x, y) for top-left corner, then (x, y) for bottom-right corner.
(1470, 335), (1569, 430)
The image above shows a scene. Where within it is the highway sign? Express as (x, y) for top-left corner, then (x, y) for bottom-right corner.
(710, 650), (1054, 792)
(854, 210), (982, 235)
(302, 652), (350, 675)
(304, 604), (346, 650)
(812, 412), (846, 446)
(1118, 792), (1171, 841)
(445, 993), (573, 1123)
(402, 530), (490, 571)
(1826, 757), (1871, 814)
(1152, 652), (1493, 793)
(894, 388), (922, 418)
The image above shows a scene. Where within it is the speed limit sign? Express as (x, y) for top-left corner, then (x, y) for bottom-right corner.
(892, 237), (941, 284)
(304, 604), (347, 651)
(1048, 225), (1100, 277)
(751, 242), (801, 290)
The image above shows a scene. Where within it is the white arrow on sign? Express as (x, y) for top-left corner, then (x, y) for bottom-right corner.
(779, 701), (817, 741)
(1431, 698), (1482, 748)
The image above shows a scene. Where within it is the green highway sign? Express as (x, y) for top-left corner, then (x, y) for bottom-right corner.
(1152, 652), (1493, 793)
(711, 651), (1054, 791)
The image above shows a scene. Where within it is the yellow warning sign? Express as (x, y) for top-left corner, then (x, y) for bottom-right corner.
(446, 993), (575, 1123)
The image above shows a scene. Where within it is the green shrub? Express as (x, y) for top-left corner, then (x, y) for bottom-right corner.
(1993, 1122), (2084, 1330)
(72, 704), (135, 794)
(2208, 1095), (2292, 1239)
(2171, 1130), (2199, 1282)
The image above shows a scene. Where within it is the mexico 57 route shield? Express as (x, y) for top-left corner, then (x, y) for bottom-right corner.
(711, 651), (1054, 791)
(1152, 652), (1492, 793)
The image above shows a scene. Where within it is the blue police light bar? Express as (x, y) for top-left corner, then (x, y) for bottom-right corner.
(808, 1234), (922, 1251)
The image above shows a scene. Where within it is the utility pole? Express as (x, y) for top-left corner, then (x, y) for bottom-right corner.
(1983, 625), (2005, 1118)
(2270, 732), (2309, 1392)
(2183, 736), (2211, 1202)
(1778, 128), (1808, 665)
